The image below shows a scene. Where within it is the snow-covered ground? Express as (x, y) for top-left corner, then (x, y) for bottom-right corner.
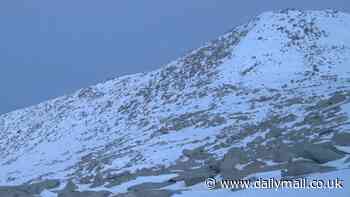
(0, 9), (350, 197)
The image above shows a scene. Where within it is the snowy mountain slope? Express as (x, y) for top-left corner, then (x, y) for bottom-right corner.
(1, 9), (350, 197)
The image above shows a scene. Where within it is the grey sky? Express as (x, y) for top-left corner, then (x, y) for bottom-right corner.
(1, 0), (349, 114)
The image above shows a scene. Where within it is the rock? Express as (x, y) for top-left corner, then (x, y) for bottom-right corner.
(282, 160), (335, 177)
(105, 171), (135, 188)
(58, 191), (111, 197)
(25, 179), (60, 194)
(0, 179), (60, 196)
(183, 147), (209, 160)
(207, 159), (221, 174)
(91, 172), (105, 188)
(272, 144), (294, 163)
(79, 175), (94, 185)
(78, 87), (103, 99)
(243, 160), (265, 172)
(61, 180), (78, 193)
(316, 93), (347, 109)
(184, 169), (216, 186)
(112, 190), (174, 197)
(172, 167), (218, 187)
(127, 182), (173, 192)
(0, 188), (34, 197)
(57, 180), (111, 197)
(219, 147), (248, 179)
(183, 172), (212, 187)
(332, 132), (350, 146)
(266, 127), (284, 138)
(296, 143), (345, 164)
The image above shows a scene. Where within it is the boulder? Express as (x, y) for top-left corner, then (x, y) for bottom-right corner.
(91, 172), (105, 188)
(105, 171), (134, 188)
(127, 182), (173, 192)
(272, 144), (294, 163)
(183, 147), (210, 160)
(58, 191), (111, 197)
(296, 143), (344, 164)
(24, 179), (60, 194)
(282, 160), (335, 177)
(169, 166), (218, 187)
(332, 132), (350, 146)
(0, 189), (34, 197)
(58, 180), (111, 197)
(346, 157), (350, 163)
(184, 167), (217, 187)
(0, 179), (60, 196)
(219, 147), (248, 179)
(61, 180), (78, 193)
(112, 190), (174, 197)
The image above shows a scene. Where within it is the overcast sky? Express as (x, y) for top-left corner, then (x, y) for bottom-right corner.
(1, 0), (350, 114)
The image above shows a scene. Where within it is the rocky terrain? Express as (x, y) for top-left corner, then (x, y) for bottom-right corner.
(0, 9), (350, 197)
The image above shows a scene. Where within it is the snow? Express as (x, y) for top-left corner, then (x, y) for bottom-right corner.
(233, 130), (269, 148)
(323, 155), (350, 169)
(218, 12), (307, 89)
(341, 102), (350, 116)
(336, 146), (350, 153)
(0, 9), (349, 197)
(217, 10), (350, 90)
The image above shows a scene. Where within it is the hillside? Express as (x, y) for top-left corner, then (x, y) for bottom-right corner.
(1, 9), (350, 197)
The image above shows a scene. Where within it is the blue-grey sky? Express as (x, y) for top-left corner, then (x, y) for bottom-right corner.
(1, 0), (350, 114)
